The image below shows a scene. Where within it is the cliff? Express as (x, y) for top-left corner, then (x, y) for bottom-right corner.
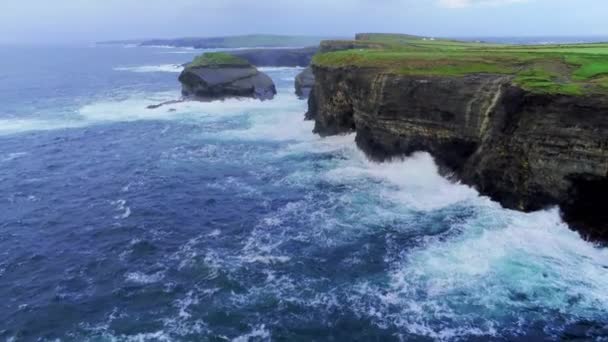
(139, 35), (329, 49)
(179, 52), (276, 101)
(227, 47), (317, 67)
(308, 65), (608, 242)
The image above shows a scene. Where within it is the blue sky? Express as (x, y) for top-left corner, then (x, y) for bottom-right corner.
(1, 0), (607, 43)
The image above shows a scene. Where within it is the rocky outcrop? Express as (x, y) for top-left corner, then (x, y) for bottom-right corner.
(179, 63), (276, 101)
(227, 47), (317, 67)
(295, 67), (315, 99)
(307, 65), (608, 242)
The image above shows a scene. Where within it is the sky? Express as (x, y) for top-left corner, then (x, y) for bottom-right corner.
(1, 0), (607, 44)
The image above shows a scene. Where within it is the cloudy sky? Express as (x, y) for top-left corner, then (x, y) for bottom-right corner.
(1, 0), (607, 43)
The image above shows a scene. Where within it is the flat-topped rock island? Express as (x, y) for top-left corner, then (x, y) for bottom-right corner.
(179, 52), (277, 101)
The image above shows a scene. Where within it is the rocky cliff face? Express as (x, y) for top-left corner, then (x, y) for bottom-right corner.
(228, 47), (317, 67)
(179, 64), (276, 101)
(295, 67), (315, 99)
(308, 65), (608, 242)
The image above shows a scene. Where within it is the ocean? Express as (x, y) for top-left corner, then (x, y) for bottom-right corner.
(0, 44), (606, 341)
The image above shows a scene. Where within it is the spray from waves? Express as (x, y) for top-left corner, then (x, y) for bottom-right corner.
(169, 95), (608, 339)
(0, 118), (86, 136)
(323, 151), (480, 211)
(278, 135), (608, 338)
(4, 64), (607, 338)
(0, 80), (304, 136)
(125, 271), (165, 285)
(232, 325), (271, 342)
(114, 64), (184, 73)
(339, 205), (608, 339)
(77, 89), (305, 127)
(111, 199), (131, 219)
(1, 152), (29, 162)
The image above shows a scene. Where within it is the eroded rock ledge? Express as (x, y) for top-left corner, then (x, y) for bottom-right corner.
(307, 65), (608, 242)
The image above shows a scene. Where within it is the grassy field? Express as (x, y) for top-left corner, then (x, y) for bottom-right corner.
(187, 52), (250, 68)
(313, 33), (608, 95)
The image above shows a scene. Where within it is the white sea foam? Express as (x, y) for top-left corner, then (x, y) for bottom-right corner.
(125, 271), (165, 284)
(0, 68), (305, 136)
(208, 229), (222, 237)
(199, 88), (608, 339)
(6, 65), (607, 338)
(337, 206), (608, 339)
(324, 151), (479, 211)
(78, 88), (303, 127)
(243, 255), (291, 264)
(114, 64), (184, 73)
(111, 199), (131, 219)
(232, 325), (271, 342)
(0, 118), (84, 135)
(104, 331), (173, 342)
(175, 290), (200, 319)
(1, 152), (28, 162)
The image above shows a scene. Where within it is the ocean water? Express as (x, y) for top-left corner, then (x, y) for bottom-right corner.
(0, 44), (606, 342)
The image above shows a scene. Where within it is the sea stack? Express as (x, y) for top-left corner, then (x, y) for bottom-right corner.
(179, 52), (276, 101)
(295, 67), (315, 99)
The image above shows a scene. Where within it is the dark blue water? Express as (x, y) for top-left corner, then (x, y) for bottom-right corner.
(0, 44), (607, 341)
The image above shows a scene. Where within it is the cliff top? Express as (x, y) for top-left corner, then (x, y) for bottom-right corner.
(187, 52), (251, 69)
(313, 34), (608, 95)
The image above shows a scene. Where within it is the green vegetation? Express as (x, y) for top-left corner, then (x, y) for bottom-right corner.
(313, 34), (608, 95)
(188, 52), (250, 68)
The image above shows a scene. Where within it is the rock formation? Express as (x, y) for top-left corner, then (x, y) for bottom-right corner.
(179, 53), (276, 101)
(227, 47), (317, 67)
(295, 67), (315, 99)
(307, 65), (608, 242)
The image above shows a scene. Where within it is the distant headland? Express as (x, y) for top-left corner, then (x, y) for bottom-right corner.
(98, 34), (338, 49)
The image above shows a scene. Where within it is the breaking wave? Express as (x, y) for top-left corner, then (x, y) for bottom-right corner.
(3, 65), (606, 341)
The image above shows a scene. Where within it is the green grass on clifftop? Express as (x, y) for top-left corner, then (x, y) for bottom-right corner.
(313, 34), (608, 95)
(188, 52), (250, 68)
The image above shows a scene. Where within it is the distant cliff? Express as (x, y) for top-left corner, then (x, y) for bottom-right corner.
(307, 65), (608, 242)
(227, 47), (317, 67)
(139, 35), (330, 49)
